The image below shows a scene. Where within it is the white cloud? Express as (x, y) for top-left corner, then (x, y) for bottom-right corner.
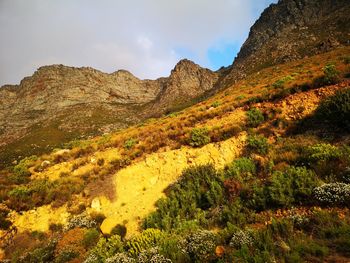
(0, 0), (277, 85)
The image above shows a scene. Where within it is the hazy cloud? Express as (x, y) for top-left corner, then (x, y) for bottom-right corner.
(0, 0), (277, 85)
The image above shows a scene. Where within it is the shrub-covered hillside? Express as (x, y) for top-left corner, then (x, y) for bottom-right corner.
(0, 47), (349, 262)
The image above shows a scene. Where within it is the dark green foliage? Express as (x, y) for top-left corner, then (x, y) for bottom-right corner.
(126, 228), (164, 257)
(7, 178), (84, 211)
(323, 63), (339, 85)
(315, 88), (350, 130)
(247, 134), (269, 155)
(10, 155), (38, 184)
(54, 250), (79, 263)
(272, 75), (294, 89)
(124, 138), (137, 150)
(189, 128), (211, 147)
(246, 108), (265, 127)
(17, 239), (57, 263)
(88, 235), (124, 262)
(82, 228), (100, 249)
(266, 167), (319, 208)
(344, 56), (350, 65)
(211, 101), (221, 108)
(307, 143), (342, 162)
(0, 208), (11, 230)
(226, 157), (256, 178)
(143, 165), (224, 231)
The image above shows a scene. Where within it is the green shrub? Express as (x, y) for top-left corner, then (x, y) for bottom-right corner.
(0, 208), (11, 230)
(180, 230), (216, 262)
(82, 228), (100, 249)
(126, 229), (164, 257)
(307, 143), (342, 162)
(143, 165), (223, 231)
(247, 134), (269, 155)
(55, 249), (79, 263)
(313, 183), (350, 205)
(226, 157), (256, 179)
(315, 88), (350, 130)
(10, 156), (37, 184)
(18, 239), (57, 263)
(344, 56), (350, 65)
(266, 166), (319, 207)
(272, 75), (294, 89)
(246, 108), (264, 127)
(211, 101), (221, 108)
(189, 128), (211, 147)
(124, 138), (137, 150)
(137, 247), (172, 263)
(88, 235), (124, 262)
(323, 63), (339, 85)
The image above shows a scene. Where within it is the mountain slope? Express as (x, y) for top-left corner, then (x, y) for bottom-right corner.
(220, 0), (350, 86)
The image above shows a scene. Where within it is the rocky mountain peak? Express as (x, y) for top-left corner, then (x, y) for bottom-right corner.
(219, 0), (350, 87)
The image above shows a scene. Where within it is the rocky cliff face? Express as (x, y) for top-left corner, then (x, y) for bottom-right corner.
(220, 0), (350, 87)
(0, 61), (218, 165)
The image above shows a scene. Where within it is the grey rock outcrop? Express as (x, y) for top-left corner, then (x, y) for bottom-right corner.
(220, 0), (350, 87)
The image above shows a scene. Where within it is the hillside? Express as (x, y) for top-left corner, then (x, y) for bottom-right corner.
(0, 0), (350, 262)
(1, 45), (349, 262)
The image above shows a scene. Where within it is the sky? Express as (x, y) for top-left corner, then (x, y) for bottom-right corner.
(0, 0), (277, 86)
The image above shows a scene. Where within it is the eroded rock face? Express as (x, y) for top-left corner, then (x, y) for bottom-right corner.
(0, 61), (218, 165)
(220, 0), (350, 86)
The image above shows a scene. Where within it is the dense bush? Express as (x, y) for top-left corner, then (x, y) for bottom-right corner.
(313, 183), (350, 205)
(126, 228), (164, 257)
(66, 212), (97, 230)
(323, 63), (339, 85)
(7, 177), (84, 211)
(266, 166), (319, 208)
(226, 157), (256, 178)
(143, 165), (224, 231)
(180, 230), (216, 262)
(307, 143), (342, 162)
(137, 247), (172, 263)
(272, 75), (294, 89)
(105, 253), (135, 263)
(17, 239), (57, 263)
(246, 108), (264, 127)
(247, 134), (269, 155)
(315, 88), (350, 130)
(82, 228), (100, 249)
(229, 229), (254, 249)
(189, 128), (211, 147)
(10, 155), (38, 184)
(124, 138), (137, 150)
(87, 235), (124, 262)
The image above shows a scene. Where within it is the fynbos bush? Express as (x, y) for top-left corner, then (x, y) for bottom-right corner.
(315, 88), (350, 130)
(229, 229), (254, 249)
(181, 230), (216, 261)
(313, 183), (350, 205)
(189, 128), (211, 147)
(246, 108), (265, 127)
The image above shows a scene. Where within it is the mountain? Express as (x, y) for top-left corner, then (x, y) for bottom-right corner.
(220, 0), (350, 86)
(1, 0), (350, 262)
(0, 60), (218, 166)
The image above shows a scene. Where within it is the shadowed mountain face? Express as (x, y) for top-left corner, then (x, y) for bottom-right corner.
(0, 60), (219, 165)
(219, 0), (350, 86)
